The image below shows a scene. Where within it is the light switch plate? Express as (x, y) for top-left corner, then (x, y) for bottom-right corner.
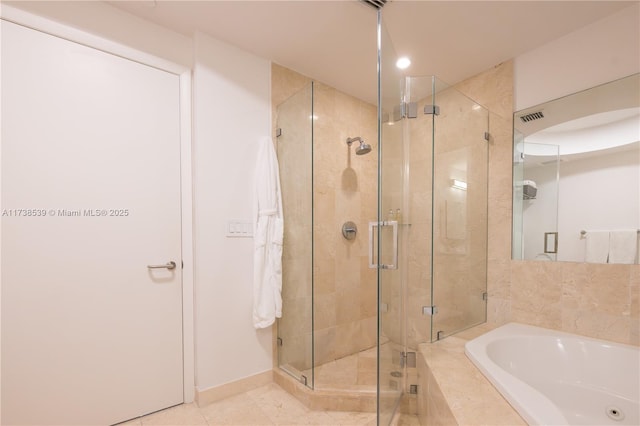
(226, 220), (253, 238)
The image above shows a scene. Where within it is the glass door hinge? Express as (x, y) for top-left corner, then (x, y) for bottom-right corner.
(424, 105), (440, 115)
(422, 306), (438, 316)
(405, 102), (418, 118)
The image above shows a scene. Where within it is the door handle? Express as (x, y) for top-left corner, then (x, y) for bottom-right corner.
(147, 261), (177, 270)
(368, 220), (398, 270)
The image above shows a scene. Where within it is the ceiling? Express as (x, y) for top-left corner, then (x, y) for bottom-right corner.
(109, 0), (634, 105)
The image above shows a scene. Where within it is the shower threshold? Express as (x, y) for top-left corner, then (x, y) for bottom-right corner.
(274, 343), (401, 412)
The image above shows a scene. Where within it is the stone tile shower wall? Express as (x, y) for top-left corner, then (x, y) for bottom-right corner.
(312, 81), (378, 364)
(272, 64), (378, 371)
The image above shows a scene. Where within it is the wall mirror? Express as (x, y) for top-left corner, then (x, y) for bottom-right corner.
(512, 73), (639, 264)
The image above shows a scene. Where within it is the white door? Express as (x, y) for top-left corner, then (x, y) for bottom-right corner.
(1, 21), (184, 425)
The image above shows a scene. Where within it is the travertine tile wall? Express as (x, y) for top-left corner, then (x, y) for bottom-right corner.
(312, 79), (378, 364)
(454, 62), (515, 333)
(272, 64), (378, 371)
(455, 60), (640, 346)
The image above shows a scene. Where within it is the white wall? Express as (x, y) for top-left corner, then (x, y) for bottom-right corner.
(2, 1), (192, 68)
(192, 32), (272, 392)
(515, 2), (640, 110)
(558, 147), (640, 262)
(522, 147), (640, 262)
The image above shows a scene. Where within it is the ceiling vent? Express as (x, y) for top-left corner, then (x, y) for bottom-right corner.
(362, 0), (387, 9)
(519, 111), (544, 123)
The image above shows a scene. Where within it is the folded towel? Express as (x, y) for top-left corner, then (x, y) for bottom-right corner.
(585, 231), (609, 263)
(609, 230), (638, 264)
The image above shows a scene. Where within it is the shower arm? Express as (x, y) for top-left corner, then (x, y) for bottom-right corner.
(346, 137), (363, 145)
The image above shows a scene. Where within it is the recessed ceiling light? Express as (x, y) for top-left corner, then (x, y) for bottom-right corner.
(396, 57), (411, 70)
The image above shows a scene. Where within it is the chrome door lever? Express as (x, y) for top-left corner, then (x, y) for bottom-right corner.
(147, 261), (177, 270)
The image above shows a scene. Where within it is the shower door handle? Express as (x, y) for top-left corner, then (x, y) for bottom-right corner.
(368, 220), (398, 270)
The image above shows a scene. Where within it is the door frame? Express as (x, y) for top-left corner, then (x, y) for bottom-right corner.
(0, 5), (196, 403)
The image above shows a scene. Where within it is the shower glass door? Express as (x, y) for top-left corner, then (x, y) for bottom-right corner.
(377, 13), (406, 425)
(276, 82), (314, 387)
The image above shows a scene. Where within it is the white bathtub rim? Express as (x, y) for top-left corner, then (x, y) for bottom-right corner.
(463, 322), (640, 426)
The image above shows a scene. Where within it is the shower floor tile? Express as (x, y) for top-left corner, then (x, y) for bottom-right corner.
(301, 345), (386, 392)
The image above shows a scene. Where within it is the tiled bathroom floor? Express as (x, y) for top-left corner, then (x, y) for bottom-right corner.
(120, 382), (419, 426)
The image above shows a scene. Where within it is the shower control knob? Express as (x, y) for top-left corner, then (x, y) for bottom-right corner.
(342, 221), (358, 240)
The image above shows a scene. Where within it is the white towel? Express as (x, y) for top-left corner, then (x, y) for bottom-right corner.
(253, 136), (284, 329)
(609, 230), (638, 264)
(585, 231), (609, 263)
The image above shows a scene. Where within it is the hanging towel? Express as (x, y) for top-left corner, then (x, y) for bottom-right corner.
(609, 230), (638, 264)
(585, 231), (609, 263)
(253, 136), (284, 329)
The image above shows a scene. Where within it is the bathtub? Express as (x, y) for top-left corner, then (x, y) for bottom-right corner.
(465, 323), (639, 426)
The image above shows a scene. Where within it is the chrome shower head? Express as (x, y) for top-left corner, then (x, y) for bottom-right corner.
(346, 137), (372, 156)
(356, 141), (372, 155)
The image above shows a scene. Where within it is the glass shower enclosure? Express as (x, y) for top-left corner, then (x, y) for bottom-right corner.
(274, 14), (490, 425)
